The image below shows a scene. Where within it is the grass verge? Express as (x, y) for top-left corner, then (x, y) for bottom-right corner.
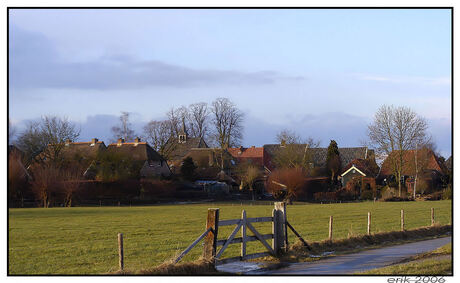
(357, 243), (452, 275)
(279, 224), (452, 263)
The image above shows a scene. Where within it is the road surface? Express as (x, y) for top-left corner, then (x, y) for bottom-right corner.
(218, 236), (451, 275)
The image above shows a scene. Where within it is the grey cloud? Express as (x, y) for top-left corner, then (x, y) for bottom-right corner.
(10, 26), (305, 90)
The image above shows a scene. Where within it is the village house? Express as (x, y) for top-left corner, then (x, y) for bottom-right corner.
(263, 142), (377, 173)
(228, 146), (271, 170)
(106, 137), (171, 178)
(163, 123), (208, 173)
(183, 148), (237, 184)
(378, 148), (446, 193)
(340, 158), (380, 194)
(32, 138), (107, 176)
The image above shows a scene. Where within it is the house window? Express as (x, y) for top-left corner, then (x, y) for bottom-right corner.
(179, 135), (186, 143)
(352, 169), (356, 174)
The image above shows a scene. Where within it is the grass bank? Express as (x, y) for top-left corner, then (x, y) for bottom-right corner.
(8, 200), (451, 274)
(357, 243), (452, 275)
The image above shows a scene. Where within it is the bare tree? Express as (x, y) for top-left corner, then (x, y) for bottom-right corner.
(30, 164), (60, 208)
(243, 165), (261, 200)
(8, 150), (28, 207)
(166, 106), (189, 137)
(267, 167), (305, 203)
(143, 120), (174, 158)
(273, 129), (320, 171)
(16, 116), (80, 166)
(367, 105), (428, 196)
(188, 102), (209, 138)
(111, 112), (136, 142)
(60, 166), (83, 207)
(211, 98), (244, 149)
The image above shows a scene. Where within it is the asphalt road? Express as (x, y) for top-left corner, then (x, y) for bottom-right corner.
(242, 236), (452, 275)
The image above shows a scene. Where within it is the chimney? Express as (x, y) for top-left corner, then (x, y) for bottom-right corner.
(91, 138), (98, 146)
(65, 139), (72, 146)
(239, 145), (244, 154)
(251, 146), (255, 149)
(134, 137), (141, 146)
(117, 138), (124, 146)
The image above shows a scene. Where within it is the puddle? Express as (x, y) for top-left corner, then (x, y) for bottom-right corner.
(216, 261), (266, 274)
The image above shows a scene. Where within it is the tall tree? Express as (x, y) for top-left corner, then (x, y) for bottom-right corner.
(273, 129), (320, 171)
(326, 140), (341, 183)
(111, 112), (136, 142)
(16, 116), (80, 166)
(367, 105), (428, 196)
(143, 120), (173, 158)
(188, 102), (209, 138)
(166, 106), (188, 137)
(211, 97), (244, 149)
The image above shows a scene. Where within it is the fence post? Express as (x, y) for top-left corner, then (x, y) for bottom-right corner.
(118, 233), (124, 271)
(274, 202), (288, 251)
(367, 212), (371, 235)
(273, 202), (286, 254)
(203, 208), (219, 260)
(401, 209), (405, 231)
(241, 210), (247, 258)
(329, 216), (333, 241)
(431, 208), (435, 226)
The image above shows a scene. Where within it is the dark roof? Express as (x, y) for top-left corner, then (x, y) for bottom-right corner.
(107, 142), (164, 162)
(164, 136), (208, 162)
(263, 144), (375, 168)
(60, 141), (106, 160)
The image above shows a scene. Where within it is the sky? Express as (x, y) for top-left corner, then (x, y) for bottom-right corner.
(8, 9), (452, 157)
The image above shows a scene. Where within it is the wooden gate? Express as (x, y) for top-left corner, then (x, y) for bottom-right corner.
(174, 202), (310, 264)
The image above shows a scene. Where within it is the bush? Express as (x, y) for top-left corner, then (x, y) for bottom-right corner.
(383, 196), (412, 202)
(442, 185), (452, 200)
(360, 190), (374, 200)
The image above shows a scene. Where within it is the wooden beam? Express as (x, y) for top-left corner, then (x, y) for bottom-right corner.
(241, 210), (247, 258)
(247, 221), (275, 255)
(286, 221), (311, 250)
(216, 221), (242, 259)
(219, 219), (241, 226)
(217, 234), (273, 246)
(174, 227), (212, 263)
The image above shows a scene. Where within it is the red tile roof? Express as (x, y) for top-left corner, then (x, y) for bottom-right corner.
(379, 149), (444, 177)
(228, 146), (268, 168)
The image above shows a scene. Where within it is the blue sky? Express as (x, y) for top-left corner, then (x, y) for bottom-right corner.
(8, 9), (452, 157)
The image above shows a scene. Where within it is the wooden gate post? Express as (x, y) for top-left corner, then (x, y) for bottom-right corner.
(118, 233), (124, 271)
(272, 202), (286, 255)
(241, 210), (247, 258)
(274, 202), (288, 251)
(367, 212), (371, 235)
(203, 208), (219, 260)
(329, 216), (333, 241)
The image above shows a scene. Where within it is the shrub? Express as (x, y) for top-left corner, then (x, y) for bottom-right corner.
(442, 185), (452, 200)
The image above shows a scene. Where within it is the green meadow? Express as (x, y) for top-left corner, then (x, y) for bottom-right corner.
(8, 200), (451, 274)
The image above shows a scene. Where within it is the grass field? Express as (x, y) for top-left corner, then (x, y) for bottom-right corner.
(8, 200), (451, 274)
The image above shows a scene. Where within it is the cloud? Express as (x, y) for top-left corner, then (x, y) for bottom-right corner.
(354, 73), (451, 86)
(9, 26), (305, 90)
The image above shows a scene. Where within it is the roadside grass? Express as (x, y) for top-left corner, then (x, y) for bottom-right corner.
(8, 200), (451, 274)
(357, 243), (452, 275)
